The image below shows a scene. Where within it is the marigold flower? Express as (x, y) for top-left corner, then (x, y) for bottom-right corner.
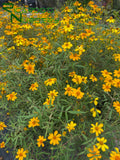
(90, 108), (101, 117)
(29, 82), (38, 91)
(47, 90), (58, 99)
(48, 130), (61, 145)
(64, 84), (73, 96)
(90, 122), (104, 137)
(87, 145), (102, 160)
(37, 136), (46, 147)
(72, 75), (82, 84)
(109, 147), (120, 160)
(89, 74), (97, 82)
(113, 101), (120, 115)
(62, 42), (73, 50)
(101, 69), (112, 77)
(6, 92), (17, 101)
(102, 83), (111, 92)
(16, 148), (28, 160)
(0, 121), (7, 131)
(0, 141), (5, 148)
(28, 117), (40, 128)
(66, 121), (77, 132)
(72, 87), (84, 99)
(24, 63), (35, 74)
(114, 69), (120, 78)
(44, 78), (57, 86)
(113, 78), (120, 88)
(69, 52), (81, 61)
(63, 23), (74, 32)
(96, 137), (109, 152)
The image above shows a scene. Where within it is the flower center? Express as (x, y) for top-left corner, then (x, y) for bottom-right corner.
(99, 141), (104, 145)
(19, 153), (23, 157)
(115, 155), (120, 160)
(53, 136), (56, 140)
(95, 127), (99, 131)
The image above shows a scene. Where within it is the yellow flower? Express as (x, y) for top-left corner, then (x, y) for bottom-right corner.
(43, 97), (54, 107)
(69, 52), (81, 61)
(114, 69), (120, 78)
(47, 90), (58, 99)
(64, 84), (73, 96)
(113, 78), (120, 88)
(62, 42), (73, 51)
(109, 147), (120, 160)
(89, 74), (97, 82)
(81, 76), (87, 84)
(66, 121), (77, 132)
(23, 127), (28, 131)
(90, 108), (101, 117)
(72, 75), (82, 84)
(28, 117), (40, 128)
(74, 44), (85, 55)
(37, 136), (46, 147)
(63, 23), (74, 32)
(87, 145), (102, 160)
(44, 78), (57, 86)
(0, 121), (7, 130)
(29, 82), (38, 91)
(90, 122), (104, 137)
(69, 71), (76, 77)
(63, 6), (73, 13)
(16, 148), (28, 160)
(102, 83), (111, 92)
(72, 87), (84, 99)
(24, 63), (35, 74)
(0, 141), (5, 148)
(62, 131), (66, 136)
(96, 137), (109, 152)
(93, 98), (99, 106)
(106, 16), (115, 23)
(29, 55), (36, 60)
(6, 92), (17, 101)
(101, 69), (112, 77)
(48, 130), (61, 145)
(57, 47), (62, 52)
(113, 101), (120, 115)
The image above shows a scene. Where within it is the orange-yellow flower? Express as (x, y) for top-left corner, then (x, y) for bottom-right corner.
(24, 63), (35, 74)
(37, 136), (46, 147)
(102, 83), (111, 92)
(87, 145), (102, 160)
(89, 74), (97, 82)
(47, 90), (58, 100)
(48, 130), (61, 145)
(69, 52), (81, 61)
(90, 122), (104, 137)
(113, 101), (120, 115)
(16, 148), (28, 160)
(96, 137), (109, 152)
(44, 78), (57, 86)
(0, 141), (5, 148)
(6, 92), (17, 101)
(29, 82), (38, 91)
(66, 121), (77, 132)
(72, 87), (84, 99)
(28, 117), (40, 128)
(109, 147), (120, 160)
(64, 84), (73, 96)
(0, 121), (7, 130)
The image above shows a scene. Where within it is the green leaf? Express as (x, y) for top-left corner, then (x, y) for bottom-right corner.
(65, 105), (72, 111)
(68, 110), (86, 114)
(65, 111), (68, 121)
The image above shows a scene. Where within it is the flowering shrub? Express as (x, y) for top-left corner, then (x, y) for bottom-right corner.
(0, 1), (120, 160)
